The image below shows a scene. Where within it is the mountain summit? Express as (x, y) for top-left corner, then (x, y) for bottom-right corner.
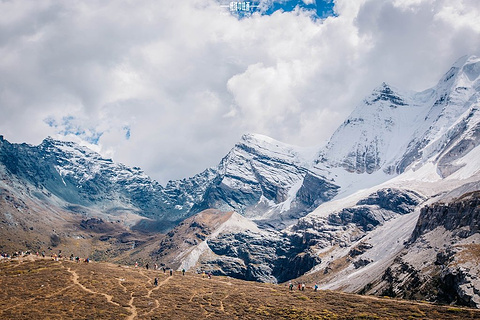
(317, 55), (480, 177)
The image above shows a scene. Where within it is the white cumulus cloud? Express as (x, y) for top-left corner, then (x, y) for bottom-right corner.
(0, 0), (479, 183)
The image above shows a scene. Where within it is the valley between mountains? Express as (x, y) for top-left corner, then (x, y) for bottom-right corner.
(1, 55), (480, 308)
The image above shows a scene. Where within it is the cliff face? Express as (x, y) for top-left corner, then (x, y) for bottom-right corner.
(363, 191), (480, 307)
(410, 191), (480, 242)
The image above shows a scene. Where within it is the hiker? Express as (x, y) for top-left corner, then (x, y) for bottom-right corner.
(169, 269), (173, 276)
(135, 262), (138, 268)
(202, 271), (205, 278)
(154, 263), (158, 270)
(298, 283), (301, 290)
(182, 269), (185, 276)
(207, 272), (212, 279)
(289, 282), (293, 291)
(314, 283), (318, 291)
(154, 278), (158, 286)
(301, 283), (305, 291)
(146, 263), (149, 270)
(163, 267), (166, 274)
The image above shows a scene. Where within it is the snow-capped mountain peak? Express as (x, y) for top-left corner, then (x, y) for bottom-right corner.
(364, 82), (409, 107)
(317, 55), (480, 176)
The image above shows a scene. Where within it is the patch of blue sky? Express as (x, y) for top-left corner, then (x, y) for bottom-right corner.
(262, 0), (335, 19)
(123, 126), (131, 140)
(44, 115), (103, 145)
(224, 0), (335, 20)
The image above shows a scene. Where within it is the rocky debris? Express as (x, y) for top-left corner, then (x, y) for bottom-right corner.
(349, 242), (373, 258)
(353, 258), (372, 269)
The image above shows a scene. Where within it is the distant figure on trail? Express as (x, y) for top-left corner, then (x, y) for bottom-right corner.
(207, 272), (212, 279)
(169, 269), (173, 276)
(154, 263), (158, 270)
(146, 263), (149, 270)
(182, 269), (185, 276)
(135, 262), (138, 268)
(163, 267), (166, 274)
(301, 283), (305, 291)
(202, 271), (205, 278)
(298, 283), (301, 290)
(154, 278), (158, 286)
(75, 256), (80, 263)
(289, 282), (293, 291)
(314, 283), (318, 291)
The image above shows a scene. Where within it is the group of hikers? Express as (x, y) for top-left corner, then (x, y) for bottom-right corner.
(2, 250), (322, 293)
(289, 281), (319, 291)
(133, 261), (191, 286)
(0, 250), (34, 258)
(134, 261), (180, 276)
(0, 250), (92, 263)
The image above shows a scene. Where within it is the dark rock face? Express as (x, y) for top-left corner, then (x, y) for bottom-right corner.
(327, 188), (425, 231)
(371, 83), (408, 106)
(356, 188), (425, 214)
(206, 231), (320, 283)
(328, 206), (380, 231)
(410, 191), (480, 243)
(293, 173), (340, 215)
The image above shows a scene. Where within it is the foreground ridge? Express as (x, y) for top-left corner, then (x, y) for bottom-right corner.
(1, 257), (480, 319)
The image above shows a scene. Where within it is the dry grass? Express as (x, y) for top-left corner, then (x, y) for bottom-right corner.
(456, 244), (480, 264)
(1, 257), (480, 320)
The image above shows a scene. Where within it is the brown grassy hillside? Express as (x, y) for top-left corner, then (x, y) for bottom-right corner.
(1, 257), (480, 319)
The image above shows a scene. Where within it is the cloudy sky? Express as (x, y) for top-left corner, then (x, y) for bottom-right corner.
(1, 0), (480, 184)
